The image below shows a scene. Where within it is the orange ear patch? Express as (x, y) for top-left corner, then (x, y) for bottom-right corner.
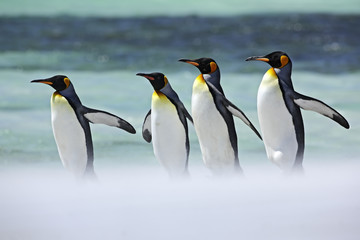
(64, 77), (70, 88)
(210, 62), (217, 73)
(280, 55), (289, 68)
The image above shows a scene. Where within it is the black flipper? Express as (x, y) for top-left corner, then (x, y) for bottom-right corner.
(178, 102), (193, 124)
(142, 109), (152, 143)
(206, 82), (262, 140)
(82, 107), (136, 134)
(293, 92), (350, 129)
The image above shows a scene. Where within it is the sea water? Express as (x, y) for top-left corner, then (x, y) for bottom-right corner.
(0, 2), (359, 240)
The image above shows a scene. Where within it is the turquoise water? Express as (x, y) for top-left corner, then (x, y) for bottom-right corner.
(1, 69), (358, 168)
(1, 0), (360, 16)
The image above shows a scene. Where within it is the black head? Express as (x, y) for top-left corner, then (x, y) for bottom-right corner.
(246, 51), (291, 69)
(136, 72), (168, 91)
(31, 75), (71, 91)
(179, 57), (219, 74)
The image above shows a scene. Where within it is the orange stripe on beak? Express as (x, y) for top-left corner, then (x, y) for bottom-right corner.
(254, 58), (269, 62)
(245, 56), (269, 62)
(178, 59), (200, 67)
(186, 61), (199, 67)
(40, 81), (54, 85)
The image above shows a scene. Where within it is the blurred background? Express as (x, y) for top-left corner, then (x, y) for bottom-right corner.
(0, 1), (359, 239)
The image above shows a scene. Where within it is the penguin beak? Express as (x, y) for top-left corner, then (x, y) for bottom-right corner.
(136, 73), (155, 81)
(31, 79), (53, 85)
(245, 56), (269, 62)
(178, 59), (200, 67)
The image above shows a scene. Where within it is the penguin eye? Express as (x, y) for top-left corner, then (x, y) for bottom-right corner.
(209, 62), (217, 73)
(63, 78), (70, 88)
(279, 55), (289, 68)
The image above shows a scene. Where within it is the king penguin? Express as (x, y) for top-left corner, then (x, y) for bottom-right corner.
(31, 75), (136, 178)
(179, 58), (262, 175)
(246, 51), (350, 172)
(137, 72), (193, 177)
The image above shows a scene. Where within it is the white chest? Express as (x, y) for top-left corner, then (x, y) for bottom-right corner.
(257, 69), (298, 169)
(151, 91), (187, 175)
(51, 93), (88, 176)
(192, 76), (235, 172)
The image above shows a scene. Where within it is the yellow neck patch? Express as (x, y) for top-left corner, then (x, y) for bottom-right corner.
(153, 90), (166, 99)
(267, 67), (277, 77)
(193, 74), (209, 94)
(195, 74), (206, 84)
(152, 90), (173, 108)
(51, 92), (66, 104)
(52, 91), (62, 98)
(260, 67), (279, 88)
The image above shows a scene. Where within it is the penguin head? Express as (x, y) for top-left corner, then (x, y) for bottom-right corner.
(246, 51), (291, 69)
(136, 72), (168, 91)
(31, 75), (71, 91)
(179, 57), (219, 74)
